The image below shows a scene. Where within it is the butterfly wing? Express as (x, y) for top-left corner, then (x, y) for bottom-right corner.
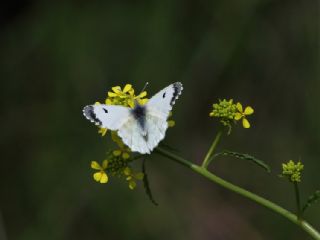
(83, 104), (131, 130)
(146, 82), (183, 119)
(141, 82), (183, 152)
(144, 114), (168, 151)
(118, 118), (151, 154)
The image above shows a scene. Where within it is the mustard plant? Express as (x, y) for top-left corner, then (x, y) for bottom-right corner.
(84, 83), (320, 239)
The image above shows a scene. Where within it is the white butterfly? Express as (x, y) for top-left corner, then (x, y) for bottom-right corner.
(83, 82), (183, 154)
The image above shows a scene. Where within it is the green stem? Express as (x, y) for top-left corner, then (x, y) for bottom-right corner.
(155, 147), (320, 240)
(202, 131), (222, 168)
(294, 182), (302, 220)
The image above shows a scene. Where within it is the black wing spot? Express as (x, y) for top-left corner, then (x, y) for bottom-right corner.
(163, 92), (166, 98)
(103, 108), (108, 113)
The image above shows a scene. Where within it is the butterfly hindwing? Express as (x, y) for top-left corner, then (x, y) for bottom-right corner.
(83, 104), (131, 130)
(117, 114), (168, 154)
(145, 114), (168, 151)
(118, 118), (150, 154)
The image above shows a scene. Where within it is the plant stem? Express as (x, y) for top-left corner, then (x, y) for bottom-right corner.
(155, 147), (320, 240)
(202, 131), (222, 168)
(294, 182), (302, 220)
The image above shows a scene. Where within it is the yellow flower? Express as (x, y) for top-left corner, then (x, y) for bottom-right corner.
(91, 160), (109, 183)
(123, 167), (144, 190)
(234, 103), (254, 128)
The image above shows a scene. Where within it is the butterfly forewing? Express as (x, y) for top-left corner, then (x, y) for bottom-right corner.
(146, 82), (183, 119)
(83, 104), (130, 130)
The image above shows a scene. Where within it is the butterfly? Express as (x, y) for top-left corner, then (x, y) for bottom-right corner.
(83, 82), (183, 154)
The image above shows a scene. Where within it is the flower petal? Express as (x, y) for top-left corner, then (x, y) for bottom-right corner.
(236, 102), (243, 112)
(127, 99), (134, 108)
(234, 113), (242, 120)
(91, 161), (101, 170)
(105, 99), (112, 105)
(98, 128), (107, 136)
(122, 152), (130, 159)
(128, 180), (136, 190)
(111, 86), (121, 93)
(244, 106), (254, 115)
(93, 172), (102, 182)
(108, 92), (118, 97)
(113, 150), (121, 156)
(136, 91), (147, 98)
(123, 84), (132, 93)
(128, 89), (134, 95)
(102, 160), (108, 169)
(242, 118), (251, 128)
(168, 120), (175, 127)
(123, 167), (131, 176)
(138, 98), (148, 105)
(99, 172), (108, 183)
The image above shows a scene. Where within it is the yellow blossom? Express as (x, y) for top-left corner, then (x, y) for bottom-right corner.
(234, 103), (254, 128)
(91, 160), (109, 183)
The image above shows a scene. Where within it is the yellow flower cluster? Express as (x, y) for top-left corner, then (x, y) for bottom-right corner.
(107, 84), (148, 108)
(209, 99), (254, 131)
(282, 160), (304, 182)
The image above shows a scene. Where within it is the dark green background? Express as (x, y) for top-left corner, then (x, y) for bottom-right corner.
(1, 1), (319, 239)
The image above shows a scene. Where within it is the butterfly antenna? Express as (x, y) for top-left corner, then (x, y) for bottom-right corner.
(140, 82), (149, 93)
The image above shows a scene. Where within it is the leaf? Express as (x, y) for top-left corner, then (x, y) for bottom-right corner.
(142, 159), (158, 206)
(214, 150), (271, 172)
(302, 190), (320, 212)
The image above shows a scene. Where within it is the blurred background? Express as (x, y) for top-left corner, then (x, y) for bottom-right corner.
(1, 0), (319, 239)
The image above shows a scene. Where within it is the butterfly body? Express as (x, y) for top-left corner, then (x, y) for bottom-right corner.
(83, 82), (183, 154)
(131, 103), (147, 134)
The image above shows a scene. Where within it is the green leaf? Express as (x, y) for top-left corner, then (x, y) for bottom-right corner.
(302, 190), (320, 213)
(214, 150), (271, 172)
(142, 159), (158, 206)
